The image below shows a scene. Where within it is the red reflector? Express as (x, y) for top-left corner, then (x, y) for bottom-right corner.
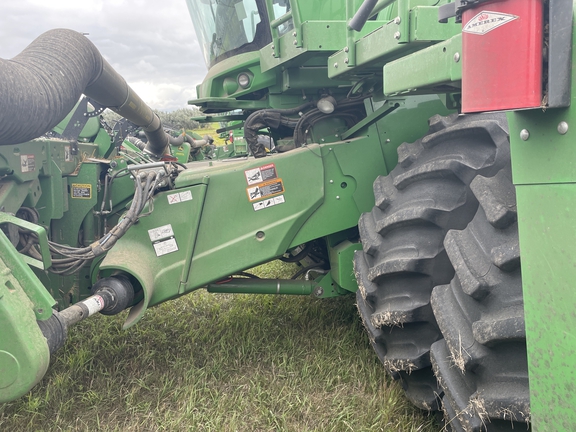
(160, 155), (178, 162)
(461, 0), (544, 113)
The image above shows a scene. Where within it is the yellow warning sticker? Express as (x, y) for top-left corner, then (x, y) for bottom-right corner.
(71, 183), (92, 199)
(246, 179), (284, 202)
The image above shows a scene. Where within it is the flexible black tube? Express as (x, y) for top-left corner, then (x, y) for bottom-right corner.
(168, 135), (186, 146)
(168, 133), (213, 149)
(243, 102), (312, 158)
(127, 136), (147, 151)
(0, 29), (168, 158)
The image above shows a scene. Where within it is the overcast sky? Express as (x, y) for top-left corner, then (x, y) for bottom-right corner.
(0, 0), (208, 111)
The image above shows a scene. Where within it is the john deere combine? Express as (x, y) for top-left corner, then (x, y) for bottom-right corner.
(1, 1), (574, 430)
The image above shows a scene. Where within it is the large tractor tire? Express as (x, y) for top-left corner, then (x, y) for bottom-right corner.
(354, 113), (510, 410)
(430, 167), (529, 431)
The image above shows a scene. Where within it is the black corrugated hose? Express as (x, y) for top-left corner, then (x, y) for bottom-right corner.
(0, 29), (168, 158)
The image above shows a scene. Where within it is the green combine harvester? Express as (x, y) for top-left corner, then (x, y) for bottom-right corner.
(1, 0), (573, 430)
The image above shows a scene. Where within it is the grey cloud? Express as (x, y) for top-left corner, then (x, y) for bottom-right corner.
(0, 0), (208, 111)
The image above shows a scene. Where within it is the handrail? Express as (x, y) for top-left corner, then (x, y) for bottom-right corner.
(349, 0), (379, 31)
(266, 0), (302, 58)
(349, 0), (397, 32)
(369, 0), (397, 20)
(270, 10), (293, 29)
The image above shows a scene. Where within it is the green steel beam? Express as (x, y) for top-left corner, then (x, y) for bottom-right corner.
(397, 0), (409, 44)
(215, 122), (246, 133)
(192, 115), (246, 125)
(0, 212), (52, 272)
(312, 273), (350, 298)
(508, 104), (576, 430)
(507, 14), (576, 426)
(0, 224), (54, 322)
(259, 19), (385, 74)
(0, 234), (51, 403)
(329, 6), (460, 80)
(341, 101), (399, 140)
(514, 183), (576, 431)
(346, 0), (357, 66)
(327, 238), (362, 293)
(383, 34), (462, 96)
(206, 278), (314, 295)
(190, 97), (270, 113)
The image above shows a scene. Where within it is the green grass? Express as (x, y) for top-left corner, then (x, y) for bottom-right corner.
(0, 261), (439, 432)
(195, 123), (227, 146)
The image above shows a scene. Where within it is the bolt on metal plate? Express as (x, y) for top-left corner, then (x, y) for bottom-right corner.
(558, 121), (569, 135)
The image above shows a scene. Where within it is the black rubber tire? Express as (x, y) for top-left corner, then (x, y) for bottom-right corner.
(354, 113), (510, 410)
(430, 167), (530, 431)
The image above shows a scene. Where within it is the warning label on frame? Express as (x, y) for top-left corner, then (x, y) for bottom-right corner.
(246, 179), (284, 202)
(253, 195), (285, 211)
(148, 224), (175, 242)
(167, 190), (193, 205)
(21, 154), (35, 173)
(153, 237), (179, 257)
(244, 163), (278, 185)
(71, 183), (92, 199)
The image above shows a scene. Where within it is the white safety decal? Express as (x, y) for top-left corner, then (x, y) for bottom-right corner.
(167, 190), (193, 204)
(21, 154), (35, 173)
(153, 238), (179, 257)
(463, 11), (518, 35)
(85, 295), (104, 316)
(148, 224), (175, 242)
(253, 195), (286, 211)
(245, 163), (278, 185)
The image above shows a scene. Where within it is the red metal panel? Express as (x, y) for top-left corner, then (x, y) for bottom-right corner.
(462, 0), (544, 113)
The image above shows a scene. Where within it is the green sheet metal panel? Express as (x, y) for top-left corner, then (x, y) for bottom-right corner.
(507, 43), (576, 427)
(328, 5), (460, 81)
(0, 230), (51, 403)
(383, 34), (462, 96)
(508, 108), (576, 185)
(515, 183), (576, 431)
(194, 51), (277, 102)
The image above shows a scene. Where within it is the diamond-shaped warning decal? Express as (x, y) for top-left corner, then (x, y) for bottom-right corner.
(463, 11), (518, 35)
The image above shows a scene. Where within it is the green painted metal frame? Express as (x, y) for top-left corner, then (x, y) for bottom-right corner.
(504, 4), (576, 429)
(0, 230), (51, 403)
(340, 101), (399, 140)
(383, 33), (462, 96)
(508, 104), (576, 430)
(207, 279), (314, 295)
(98, 93), (451, 327)
(0, 213), (52, 272)
(328, 4), (460, 81)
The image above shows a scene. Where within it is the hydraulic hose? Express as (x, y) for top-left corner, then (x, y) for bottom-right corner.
(243, 102), (313, 158)
(127, 136), (147, 151)
(0, 28), (168, 158)
(168, 133), (213, 149)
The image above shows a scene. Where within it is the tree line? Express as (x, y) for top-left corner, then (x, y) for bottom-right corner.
(101, 106), (208, 132)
